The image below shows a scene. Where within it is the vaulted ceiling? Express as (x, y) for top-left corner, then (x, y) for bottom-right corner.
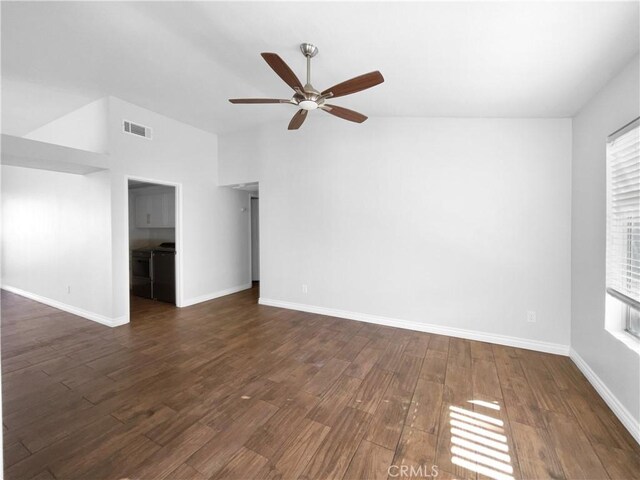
(2, 1), (638, 135)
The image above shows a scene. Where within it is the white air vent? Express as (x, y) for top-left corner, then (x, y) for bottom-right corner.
(123, 120), (152, 139)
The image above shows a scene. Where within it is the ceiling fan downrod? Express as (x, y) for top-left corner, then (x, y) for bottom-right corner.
(300, 42), (318, 89)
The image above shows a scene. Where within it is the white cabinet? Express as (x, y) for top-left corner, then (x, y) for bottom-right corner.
(163, 192), (175, 227)
(135, 192), (175, 228)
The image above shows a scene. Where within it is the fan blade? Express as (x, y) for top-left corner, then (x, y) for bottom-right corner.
(321, 71), (384, 98)
(320, 104), (368, 123)
(288, 109), (307, 130)
(229, 98), (291, 104)
(261, 53), (304, 91)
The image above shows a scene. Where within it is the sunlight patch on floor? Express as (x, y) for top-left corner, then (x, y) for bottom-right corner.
(449, 401), (515, 480)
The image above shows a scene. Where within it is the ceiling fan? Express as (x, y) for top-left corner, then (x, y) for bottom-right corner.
(229, 43), (384, 130)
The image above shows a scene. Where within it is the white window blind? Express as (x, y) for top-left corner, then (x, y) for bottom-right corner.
(606, 118), (640, 311)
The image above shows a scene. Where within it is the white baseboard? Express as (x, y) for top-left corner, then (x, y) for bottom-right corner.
(181, 283), (252, 307)
(1, 285), (127, 328)
(258, 298), (570, 356)
(570, 348), (640, 445)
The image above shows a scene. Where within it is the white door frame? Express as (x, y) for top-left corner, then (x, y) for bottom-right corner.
(124, 175), (183, 313)
(250, 196), (260, 282)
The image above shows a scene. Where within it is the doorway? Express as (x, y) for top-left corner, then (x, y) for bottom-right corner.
(251, 196), (260, 282)
(127, 179), (179, 311)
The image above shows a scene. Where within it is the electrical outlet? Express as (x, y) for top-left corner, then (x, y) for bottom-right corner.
(302, 284), (308, 294)
(67, 285), (71, 294)
(527, 311), (536, 323)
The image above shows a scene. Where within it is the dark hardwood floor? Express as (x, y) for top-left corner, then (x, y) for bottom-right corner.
(2, 286), (639, 480)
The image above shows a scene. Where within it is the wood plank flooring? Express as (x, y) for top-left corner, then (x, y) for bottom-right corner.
(2, 286), (639, 479)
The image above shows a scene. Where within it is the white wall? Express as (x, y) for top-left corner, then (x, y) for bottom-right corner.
(6, 96), (252, 323)
(221, 117), (572, 350)
(106, 97), (251, 316)
(218, 125), (261, 186)
(571, 55), (640, 430)
(1, 166), (113, 319)
(24, 97), (109, 154)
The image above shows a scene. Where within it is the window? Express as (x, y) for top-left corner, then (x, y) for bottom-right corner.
(606, 117), (640, 338)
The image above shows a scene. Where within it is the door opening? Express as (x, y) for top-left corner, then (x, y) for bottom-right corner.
(127, 179), (178, 313)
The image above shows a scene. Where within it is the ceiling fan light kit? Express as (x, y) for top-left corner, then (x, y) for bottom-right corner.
(298, 100), (318, 111)
(229, 43), (384, 130)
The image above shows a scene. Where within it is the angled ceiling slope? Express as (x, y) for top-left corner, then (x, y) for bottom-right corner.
(2, 1), (639, 135)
